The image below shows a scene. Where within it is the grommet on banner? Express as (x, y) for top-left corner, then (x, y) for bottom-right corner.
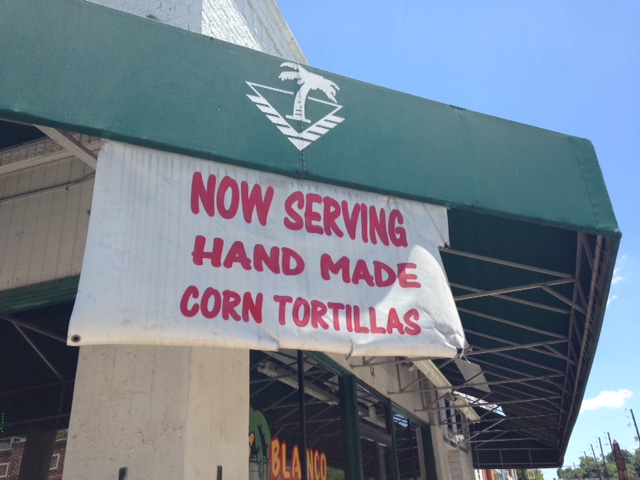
(70, 335), (81, 343)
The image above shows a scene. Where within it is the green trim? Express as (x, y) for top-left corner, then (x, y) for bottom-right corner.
(306, 352), (352, 379)
(442, 434), (469, 454)
(339, 374), (364, 480)
(421, 426), (438, 480)
(392, 403), (430, 429)
(386, 397), (401, 480)
(0, 277), (79, 314)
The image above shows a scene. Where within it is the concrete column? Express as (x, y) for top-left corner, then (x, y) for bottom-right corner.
(63, 345), (249, 479)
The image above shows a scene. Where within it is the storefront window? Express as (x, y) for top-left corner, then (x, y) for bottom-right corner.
(392, 412), (423, 480)
(250, 351), (434, 480)
(356, 384), (396, 480)
(250, 350), (345, 480)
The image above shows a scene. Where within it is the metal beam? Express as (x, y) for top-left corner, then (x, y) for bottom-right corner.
(458, 307), (566, 339)
(453, 282), (571, 314)
(441, 248), (573, 279)
(13, 324), (64, 380)
(35, 125), (98, 169)
(0, 314), (66, 342)
(454, 278), (574, 302)
(464, 339), (567, 358)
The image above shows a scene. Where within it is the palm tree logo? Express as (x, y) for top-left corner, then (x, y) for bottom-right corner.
(245, 63), (345, 151)
(278, 62), (340, 124)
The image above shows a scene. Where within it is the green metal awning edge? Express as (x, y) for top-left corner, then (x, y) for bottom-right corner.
(0, 0), (620, 238)
(0, 0), (622, 469)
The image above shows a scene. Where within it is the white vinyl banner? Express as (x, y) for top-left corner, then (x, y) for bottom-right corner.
(68, 142), (466, 357)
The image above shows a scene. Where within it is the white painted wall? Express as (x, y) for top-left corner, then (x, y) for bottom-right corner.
(0, 138), (100, 291)
(91, 0), (306, 62)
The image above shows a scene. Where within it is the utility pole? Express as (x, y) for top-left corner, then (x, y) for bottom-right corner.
(606, 432), (613, 453)
(599, 437), (609, 478)
(630, 409), (640, 445)
(584, 451), (591, 468)
(591, 443), (603, 480)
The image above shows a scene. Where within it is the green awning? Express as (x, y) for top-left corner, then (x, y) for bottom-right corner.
(0, 0), (620, 469)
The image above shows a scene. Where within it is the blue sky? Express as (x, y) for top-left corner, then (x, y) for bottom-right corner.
(276, 1), (640, 477)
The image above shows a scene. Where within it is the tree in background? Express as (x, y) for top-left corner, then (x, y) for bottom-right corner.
(557, 448), (640, 479)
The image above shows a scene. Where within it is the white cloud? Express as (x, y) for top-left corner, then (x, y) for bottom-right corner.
(612, 274), (624, 285)
(607, 294), (618, 306)
(580, 389), (633, 413)
(612, 266), (624, 284)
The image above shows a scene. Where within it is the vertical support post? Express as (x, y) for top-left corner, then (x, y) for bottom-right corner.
(17, 430), (57, 480)
(599, 437), (609, 478)
(591, 444), (603, 480)
(297, 350), (308, 480)
(340, 374), (364, 480)
(630, 409), (640, 446)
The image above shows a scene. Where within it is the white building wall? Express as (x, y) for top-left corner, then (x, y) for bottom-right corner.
(90, 0), (203, 32)
(447, 447), (474, 480)
(91, 0), (306, 62)
(0, 137), (101, 291)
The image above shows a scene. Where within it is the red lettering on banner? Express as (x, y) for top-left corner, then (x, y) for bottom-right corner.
(305, 193), (323, 234)
(273, 295), (293, 325)
(327, 302), (344, 331)
(179, 286), (262, 323)
(342, 201), (361, 241)
(323, 197), (343, 237)
(404, 309), (421, 335)
(192, 237), (304, 276)
(180, 286), (199, 317)
(282, 248), (305, 275)
(387, 308), (405, 334)
(254, 244), (280, 274)
(320, 254), (350, 283)
(397, 263), (421, 288)
(345, 304), (354, 332)
(311, 300), (329, 330)
(191, 172), (217, 216)
(190, 172), (274, 225)
(352, 259), (375, 286)
(320, 254), (421, 289)
(282, 192), (408, 247)
(389, 209), (408, 247)
(223, 290), (242, 321)
(271, 296), (421, 336)
(223, 241), (252, 270)
(202, 287), (222, 319)
(369, 307), (386, 334)
(283, 191), (304, 231)
(240, 181), (274, 226)
(192, 236), (223, 267)
(353, 306), (369, 334)
(217, 176), (239, 220)
(369, 205), (388, 245)
(373, 261), (396, 287)
(292, 298), (310, 327)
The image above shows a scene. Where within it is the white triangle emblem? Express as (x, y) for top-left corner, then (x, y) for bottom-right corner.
(246, 63), (345, 151)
